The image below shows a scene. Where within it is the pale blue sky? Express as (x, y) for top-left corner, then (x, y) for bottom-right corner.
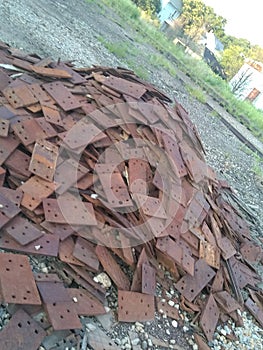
(162, 0), (263, 47)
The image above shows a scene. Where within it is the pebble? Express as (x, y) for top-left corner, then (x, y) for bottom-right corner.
(42, 267), (49, 273)
(170, 339), (176, 345)
(131, 338), (140, 346)
(86, 323), (96, 332)
(94, 272), (112, 288)
(166, 329), (170, 335)
(141, 340), (148, 350)
(148, 338), (153, 347)
(171, 320), (178, 328)
(168, 300), (175, 307)
(192, 345), (198, 350)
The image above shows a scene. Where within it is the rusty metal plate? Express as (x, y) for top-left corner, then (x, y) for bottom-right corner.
(29, 139), (59, 182)
(218, 236), (236, 260)
(162, 133), (187, 177)
(229, 257), (259, 289)
(43, 81), (82, 111)
(0, 194), (20, 229)
(34, 273), (62, 283)
(59, 237), (85, 266)
(0, 252), (41, 304)
(68, 288), (105, 316)
(11, 118), (46, 145)
(96, 245), (130, 290)
(214, 291), (240, 313)
(4, 216), (44, 245)
(0, 118), (9, 137)
(43, 196), (97, 226)
(134, 194), (167, 219)
(175, 259), (216, 302)
(200, 294), (220, 341)
(141, 263), (156, 295)
(0, 167), (5, 186)
(0, 231), (59, 257)
(63, 120), (106, 149)
(3, 84), (38, 108)
(245, 298), (263, 328)
(42, 104), (64, 126)
(73, 237), (99, 271)
(0, 133), (20, 166)
(118, 290), (155, 322)
(98, 171), (133, 208)
(240, 242), (262, 263)
(19, 175), (57, 211)
(37, 281), (71, 304)
(35, 117), (58, 138)
(4, 148), (31, 177)
(157, 298), (180, 320)
(211, 268), (224, 293)
(103, 76), (147, 99)
(31, 65), (72, 78)
(88, 328), (122, 350)
(199, 241), (220, 269)
(0, 308), (46, 350)
(54, 158), (88, 195)
(56, 62), (86, 84)
(41, 221), (75, 241)
(27, 83), (54, 104)
(45, 301), (82, 331)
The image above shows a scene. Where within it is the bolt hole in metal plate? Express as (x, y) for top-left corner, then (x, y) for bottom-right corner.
(103, 76), (147, 99)
(0, 133), (20, 166)
(118, 290), (155, 322)
(29, 139), (59, 182)
(0, 252), (41, 305)
(45, 301), (82, 331)
(3, 85), (38, 109)
(73, 237), (99, 272)
(4, 215), (44, 245)
(0, 308), (46, 350)
(11, 118), (47, 146)
(4, 148), (31, 178)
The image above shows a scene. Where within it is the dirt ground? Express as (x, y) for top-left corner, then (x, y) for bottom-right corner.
(0, 0), (263, 349)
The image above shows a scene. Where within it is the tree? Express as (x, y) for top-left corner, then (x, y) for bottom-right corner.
(132, 0), (161, 16)
(179, 0), (226, 41)
(220, 44), (245, 78)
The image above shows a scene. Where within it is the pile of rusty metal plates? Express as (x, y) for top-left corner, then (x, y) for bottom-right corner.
(0, 40), (263, 348)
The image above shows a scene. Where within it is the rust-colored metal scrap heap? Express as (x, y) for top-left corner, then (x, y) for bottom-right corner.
(0, 40), (263, 349)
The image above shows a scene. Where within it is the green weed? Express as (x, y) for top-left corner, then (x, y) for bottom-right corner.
(186, 84), (206, 104)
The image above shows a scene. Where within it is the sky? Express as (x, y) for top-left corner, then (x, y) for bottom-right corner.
(200, 0), (263, 47)
(162, 0), (263, 48)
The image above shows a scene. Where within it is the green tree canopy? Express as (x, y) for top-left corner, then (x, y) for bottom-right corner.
(179, 0), (226, 41)
(132, 0), (161, 16)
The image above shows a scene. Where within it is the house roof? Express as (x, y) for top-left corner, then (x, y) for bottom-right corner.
(246, 59), (263, 72)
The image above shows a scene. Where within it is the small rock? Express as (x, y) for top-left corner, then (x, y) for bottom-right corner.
(95, 272), (112, 288)
(168, 300), (175, 307)
(193, 344), (198, 350)
(166, 329), (170, 335)
(183, 326), (189, 332)
(131, 338), (140, 346)
(42, 267), (49, 273)
(172, 320), (178, 328)
(141, 340), (148, 350)
(86, 323), (96, 332)
(148, 338), (153, 347)
(170, 339), (176, 345)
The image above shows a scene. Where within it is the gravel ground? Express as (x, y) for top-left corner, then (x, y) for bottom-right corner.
(0, 0), (263, 349)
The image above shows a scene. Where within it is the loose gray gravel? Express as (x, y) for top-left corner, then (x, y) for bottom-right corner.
(0, 0), (263, 349)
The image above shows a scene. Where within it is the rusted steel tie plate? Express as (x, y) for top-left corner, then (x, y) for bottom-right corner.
(200, 294), (220, 341)
(245, 298), (263, 328)
(43, 81), (82, 111)
(218, 236), (236, 260)
(43, 197), (97, 226)
(0, 252), (41, 304)
(175, 259), (216, 302)
(240, 242), (262, 263)
(42, 104), (64, 126)
(19, 175), (57, 211)
(4, 148), (31, 178)
(73, 237), (100, 272)
(68, 288), (106, 316)
(0, 308), (46, 350)
(96, 245), (130, 290)
(29, 139), (58, 182)
(199, 240), (221, 269)
(0, 133), (20, 166)
(214, 291), (240, 313)
(0, 232), (59, 257)
(45, 301), (82, 331)
(141, 262), (156, 295)
(4, 216), (44, 245)
(59, 237), (85, 266)
(0, 192), (21, 229)
(0, 167), (5, 186)
(88, 327), (122, 350)
(3, 84), (38, 108)
(162, 133), (187, 177)
(62, 120), (106, 149)
(31, 65), (72, 79)
(41, 221), (75, 241)
(157, 298), (180, 320)
(37, 281), (71, 304)
(134, 194), (167, 219)
(0, 118), (9, 137)
(118, 290), (155, 322)
(11, 118), (47, 146)
(103, 76), (147, 99)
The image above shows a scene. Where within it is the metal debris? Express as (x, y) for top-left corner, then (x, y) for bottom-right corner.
(0, 42), (262, 347)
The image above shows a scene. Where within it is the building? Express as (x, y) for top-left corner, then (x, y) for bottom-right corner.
(230, 59), (263, 111)
(158, 0), (183, 24)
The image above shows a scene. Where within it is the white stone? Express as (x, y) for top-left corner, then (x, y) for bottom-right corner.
(174, 304), (180, 309)
(170, 339), (176, 344)
(172, 320), (178, 328)
(86, 323), (96, 331)
(168, 300), (175, 307)
(35, 245), (41, 250)
(166, 329), (170, 335)
(72, 297), (78, 303)
(95, 272), (112, 288)
(183, 326), (189, 332)
(42, 267), (49, 273)
(193, 344), (198, 350)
